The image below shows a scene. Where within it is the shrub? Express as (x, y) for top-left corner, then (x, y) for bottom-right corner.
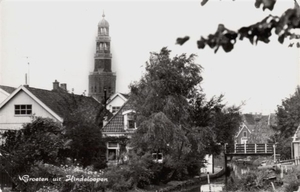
(285, 179), (300, 192)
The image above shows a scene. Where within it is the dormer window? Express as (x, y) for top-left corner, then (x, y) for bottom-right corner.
(243, 131), (247, 137)
(128, 113), (135, 129)
(122, 110), (136, 130)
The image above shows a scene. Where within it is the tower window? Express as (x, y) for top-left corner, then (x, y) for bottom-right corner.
(100, 43), (103, 50)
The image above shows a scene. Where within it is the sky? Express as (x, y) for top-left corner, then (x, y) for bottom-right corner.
(0, 0), (299, 115)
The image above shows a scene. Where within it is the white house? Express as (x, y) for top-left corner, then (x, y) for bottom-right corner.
(0, 80), (103, 143)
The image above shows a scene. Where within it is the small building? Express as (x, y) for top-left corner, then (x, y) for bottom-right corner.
(102, 100), (136, 164)
(235, 113), (276, 144)
(292, 124), (300, 159)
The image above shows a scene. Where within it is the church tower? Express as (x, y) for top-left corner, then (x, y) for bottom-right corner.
(89, 13), (116, 103)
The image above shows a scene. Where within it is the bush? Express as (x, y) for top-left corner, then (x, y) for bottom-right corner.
(229, 169), (282, 192)
(285, 179), (300, 192)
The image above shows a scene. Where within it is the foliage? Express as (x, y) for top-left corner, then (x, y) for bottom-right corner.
(60, 94), (109, 169)
(17, 162), (108, 192)
(274, 86), (300, 139)
(190, 94), (242, 154)
(130, 47), (202, 155)
(129, 47), (204, 180)
(272, 86), (300, 159)
(0, 117), (67, 190)
(62, 122), (107, 169)
(177, 0), (300, 52)
(129, 47), (242, 182)
(285, 179), (300, 192)
(229, 169), (283, 192)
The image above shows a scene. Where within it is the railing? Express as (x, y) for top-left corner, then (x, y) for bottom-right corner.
(278, 157), (300, 165)
(234, 143), (274, 154)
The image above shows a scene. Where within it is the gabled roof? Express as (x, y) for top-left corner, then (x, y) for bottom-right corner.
(106, 92), (129, 105)
(239, 113), (275, 143)
(102, 101), (133, 133)
(244, 114), (255, 125)
(0, 85), (16, 95)
(235, 123), (252, 138)
(120, 93), (129, 99)
(0, 85), (103, 124)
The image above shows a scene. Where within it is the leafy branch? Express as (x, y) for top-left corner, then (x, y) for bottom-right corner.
(176, 0), (300, 53)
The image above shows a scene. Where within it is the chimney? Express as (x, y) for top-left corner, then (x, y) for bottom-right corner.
(53, 80), (59, 90)
(60, 83), (67, 91)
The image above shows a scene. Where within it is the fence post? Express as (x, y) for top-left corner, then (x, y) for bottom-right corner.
(234, 143), (236, 153)
(255, 144), (257, 153)
(273, 144), (276, 163)
(244, 143), (246, 153)
(265, 144), (267, 153)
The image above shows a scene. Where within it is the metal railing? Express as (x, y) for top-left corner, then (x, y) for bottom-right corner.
(234, 143), (274, 154)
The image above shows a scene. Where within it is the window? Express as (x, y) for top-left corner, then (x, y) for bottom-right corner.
(152, 153), (163, 163)
(122, 110), (137, 130)
(107, 142), (118, 161)
(15, 105), (32, 115)
(243, 131), (247, 137)
(127, 113), (136, 129)
(112, 106), (120, 113)
(108, 149), (117, 160)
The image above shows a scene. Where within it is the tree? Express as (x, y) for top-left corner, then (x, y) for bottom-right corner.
(57, 92), (109, 169)
(189, 93), (242, 155)
(0, 117), (67, 190)
(271, 86), (300, 158)
(176, 0), (300, 52)
(129, 47), (242, 181)
(274, 86), (300, 139)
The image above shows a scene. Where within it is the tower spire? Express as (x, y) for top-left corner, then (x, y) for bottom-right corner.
(102, 10), (105, 18)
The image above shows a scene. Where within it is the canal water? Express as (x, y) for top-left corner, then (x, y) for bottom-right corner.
(182, 158), (259, 192)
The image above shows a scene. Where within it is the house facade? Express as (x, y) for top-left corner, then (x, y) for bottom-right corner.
(102, 99), (136, 164)
(0, 80), (103, 144)
(292, 124), (300, 159)
(235, 122), (252, 144)
(235, 113), (276, 144)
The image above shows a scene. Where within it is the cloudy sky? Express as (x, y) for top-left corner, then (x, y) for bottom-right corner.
(0, 0), (299, 114)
